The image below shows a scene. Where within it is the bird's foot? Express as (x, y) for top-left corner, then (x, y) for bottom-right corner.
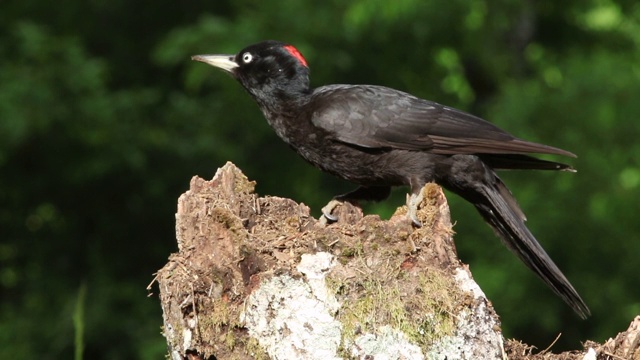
(319, 199), (342, 224)
(406, 190), (424, 227)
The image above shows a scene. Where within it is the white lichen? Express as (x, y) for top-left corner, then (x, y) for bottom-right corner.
(425, 268), (504, 360)
(351, 325), (425, 360)
(241, 252), (342, 360)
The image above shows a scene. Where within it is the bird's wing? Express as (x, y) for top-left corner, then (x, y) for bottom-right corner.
(308, 85), (575, 157)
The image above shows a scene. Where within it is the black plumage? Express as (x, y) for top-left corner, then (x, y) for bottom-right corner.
(192, 40), (589, 318)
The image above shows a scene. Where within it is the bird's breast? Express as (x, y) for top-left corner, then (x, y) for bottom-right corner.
(262, 108), (439, 187)
(296, 140), (439, 188)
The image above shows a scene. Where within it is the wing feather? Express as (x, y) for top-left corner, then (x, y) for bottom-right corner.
(308, 85), (575, 157)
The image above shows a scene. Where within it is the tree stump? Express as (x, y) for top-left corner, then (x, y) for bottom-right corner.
(150, 162), (636, 360)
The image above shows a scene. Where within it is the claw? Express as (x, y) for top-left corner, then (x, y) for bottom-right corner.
(406, 190), (424, 228)
(409, 213), (423, 228)
(320, 199), (342, 223)
(322, 211), (338, 223)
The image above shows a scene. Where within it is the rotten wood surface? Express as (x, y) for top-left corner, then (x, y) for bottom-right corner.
(151, 162), (638, 360)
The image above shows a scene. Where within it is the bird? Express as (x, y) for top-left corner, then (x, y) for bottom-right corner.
(192, 40), (590, 318)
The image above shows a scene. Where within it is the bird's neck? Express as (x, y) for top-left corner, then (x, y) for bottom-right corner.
(249, 83), (312, 118)
(248, 86), (313, 146)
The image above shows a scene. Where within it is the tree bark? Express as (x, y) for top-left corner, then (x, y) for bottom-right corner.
(150, 162), (638, 360)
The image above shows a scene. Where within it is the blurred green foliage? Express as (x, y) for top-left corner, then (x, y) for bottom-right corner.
(1, 0), (638, 358)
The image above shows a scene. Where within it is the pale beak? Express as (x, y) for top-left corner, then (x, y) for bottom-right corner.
(191, 54), (239, 73)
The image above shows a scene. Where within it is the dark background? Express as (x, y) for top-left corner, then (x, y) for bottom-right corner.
(1, 0), (639, 358)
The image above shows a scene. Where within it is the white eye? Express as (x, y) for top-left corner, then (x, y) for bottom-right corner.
(242, 52), (253, 63)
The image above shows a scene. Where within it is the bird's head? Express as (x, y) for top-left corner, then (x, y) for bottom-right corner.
(192, 40), (311, 104)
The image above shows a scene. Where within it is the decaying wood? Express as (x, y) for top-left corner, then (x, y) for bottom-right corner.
(150, 162), (638, 360)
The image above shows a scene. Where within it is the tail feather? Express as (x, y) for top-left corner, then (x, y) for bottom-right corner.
(494, 176), (527, 222)
(448, 169), (590, 319)
(478, 177), (589, 318)
(479, 154), (576, 172)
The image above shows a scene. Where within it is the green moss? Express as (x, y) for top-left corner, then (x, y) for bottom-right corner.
(405, 271), (458, 347)
(335, 269), (459, 355)
(224, 331), (236, 351)
(341, 241), (364, 258)
(327, 276), (351, 299)
(245, 338), (268, 360)
(284, 216), (300, 227)
(211, 207), (246, 235)
(211, 299), (232, 330)
(227, 165), (256, 194)
(195, 298), (246, 358)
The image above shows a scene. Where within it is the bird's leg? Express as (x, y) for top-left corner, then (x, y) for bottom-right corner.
(406, 178), (426, 227)
(321, 186), (391, 223)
